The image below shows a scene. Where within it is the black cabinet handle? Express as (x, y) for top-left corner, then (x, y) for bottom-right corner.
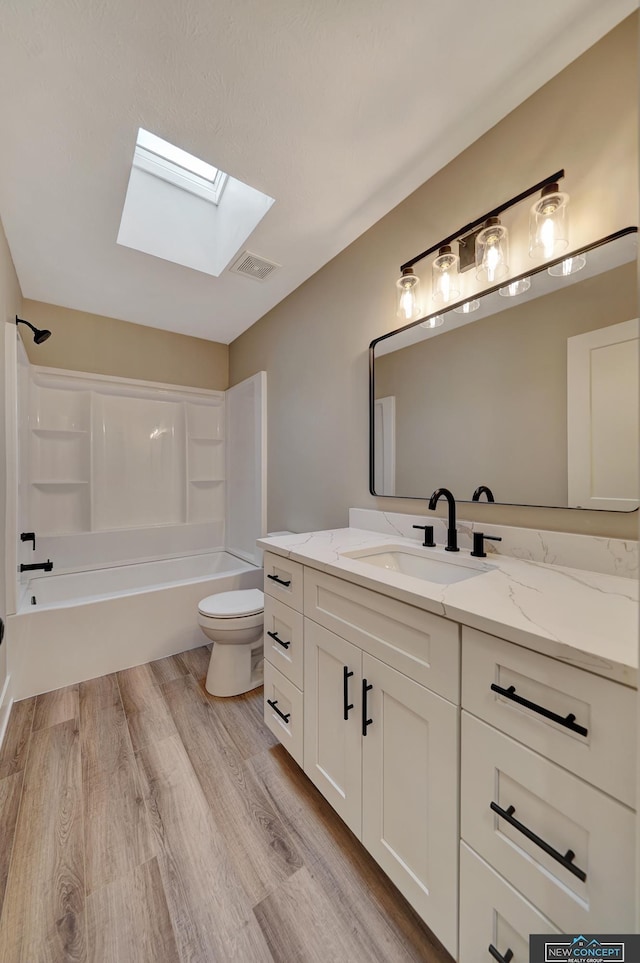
(362, 679), (373, 735)
(489, 945), (513, 963)
(490, 682), (588, 737)
(267, 573), (291, 587)
(343, 666), (354, 720)
(267, 630), (290, 649)
(267, 698), (290, 724)
(490, 801), (586, 882)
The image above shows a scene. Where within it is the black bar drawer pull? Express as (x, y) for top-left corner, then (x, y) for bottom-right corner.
(343, 666), (354, 720)
(267, 698), (291, 724)
(490, 801), (587, 882)
(267, 630), (290, 649)
(489, 945), (513, 963)
(490, 682), (588, 737)
(267, 573), (292, 587)
(362, 679), (373, 735)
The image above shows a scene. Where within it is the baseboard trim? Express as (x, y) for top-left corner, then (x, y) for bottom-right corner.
(0, 674), (13, 754)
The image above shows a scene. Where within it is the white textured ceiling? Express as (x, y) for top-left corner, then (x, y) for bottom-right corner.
(0, 0), (635, 344)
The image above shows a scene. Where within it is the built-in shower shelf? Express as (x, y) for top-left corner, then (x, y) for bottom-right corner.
(31, 428), (88, 437)
(189, 478), (224, 485)
(32, 480), (89, 486)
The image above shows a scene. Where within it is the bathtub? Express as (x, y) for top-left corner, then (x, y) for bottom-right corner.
(8, 551), (263, 699)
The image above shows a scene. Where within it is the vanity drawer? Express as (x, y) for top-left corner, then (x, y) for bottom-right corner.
(462, 627), (636, 807)
(263, 595), (304, 689)
(461, 712), (636, 933)
(303, 568), (460, 702)
(263, 661), (303, 768)
(263, 552), (304, 612)
(459, 843), (560, 963)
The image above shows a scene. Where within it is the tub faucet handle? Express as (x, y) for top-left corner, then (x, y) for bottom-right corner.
(20, 532), (36, 550)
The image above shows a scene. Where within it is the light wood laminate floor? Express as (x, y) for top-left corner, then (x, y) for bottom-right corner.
(0, 646), (452, 962)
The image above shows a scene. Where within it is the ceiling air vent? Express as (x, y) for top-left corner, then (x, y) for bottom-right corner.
(230, 251), (281, 282)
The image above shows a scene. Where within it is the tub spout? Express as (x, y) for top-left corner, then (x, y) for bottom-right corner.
(20, 560), (53, 573)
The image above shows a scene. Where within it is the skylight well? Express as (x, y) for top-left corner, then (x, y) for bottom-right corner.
(117, 127), (276, 279)
(134, 128), (228, 205)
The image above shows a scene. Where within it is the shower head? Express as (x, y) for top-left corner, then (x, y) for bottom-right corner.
(15, 316), (51, 345)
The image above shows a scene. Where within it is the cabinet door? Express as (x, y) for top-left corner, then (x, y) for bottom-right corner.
(361, 653), (459, 959)
(303, 620), (362, 837)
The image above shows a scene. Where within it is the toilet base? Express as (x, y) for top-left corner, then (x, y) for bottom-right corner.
(204, 640), (264, 698)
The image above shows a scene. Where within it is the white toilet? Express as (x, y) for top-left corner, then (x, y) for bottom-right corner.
(197, 588), (265, 697)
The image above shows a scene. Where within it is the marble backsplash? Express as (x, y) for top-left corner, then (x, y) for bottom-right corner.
(349, 508), (638, 580)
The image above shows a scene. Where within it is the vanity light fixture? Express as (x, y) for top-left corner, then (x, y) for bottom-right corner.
(419, 314), (445, 329)
(394, 170), (564, 325)
(454, 299), (480, 314)
(432, 245), (460, 304)
(498, 277), (531, 298)
(529, 182), (569, 259)
(395, 267), (423, 321)
(548, 254), (586, 277)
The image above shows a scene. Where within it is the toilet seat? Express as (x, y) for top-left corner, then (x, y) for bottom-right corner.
(198, 588), (264, 619)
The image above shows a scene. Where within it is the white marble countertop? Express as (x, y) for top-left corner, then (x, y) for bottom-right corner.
(257, 528), (639, 687)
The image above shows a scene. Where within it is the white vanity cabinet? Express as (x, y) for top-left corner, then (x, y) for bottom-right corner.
(262, 552), (305, 766)
(303, 619), (460, 954)
(302, 569), (462, 956)
(262, 552), (637, 963)
(459, 626), (637, 960)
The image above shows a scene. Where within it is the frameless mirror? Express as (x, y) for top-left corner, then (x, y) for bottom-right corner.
(370, 228), (638, 511)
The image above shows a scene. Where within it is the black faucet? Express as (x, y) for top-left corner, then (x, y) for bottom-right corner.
(20, 560), (53, 573)
(472, 485), (495, 503)
(428, 488), (459, 552)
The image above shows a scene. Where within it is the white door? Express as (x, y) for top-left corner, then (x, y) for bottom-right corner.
(373, 395), (395, 495)
(361, 653), (459, 958)
(303, 620), (362, 836)
(567, 318), (638, 510)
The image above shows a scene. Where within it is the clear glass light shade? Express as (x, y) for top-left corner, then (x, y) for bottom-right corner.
(432, 246), (460, 304)
(453, 299), (480, 314)
(475, 220), (509, 284)
(529, 187), (569, 259)
(499, 277), (531, 298)
(396, 270), (422, 321)
(419, 314), (445, 329)
(547, 254), (586, 277)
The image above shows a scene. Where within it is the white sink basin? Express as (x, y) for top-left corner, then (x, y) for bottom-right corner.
(341, 544), (492, 584)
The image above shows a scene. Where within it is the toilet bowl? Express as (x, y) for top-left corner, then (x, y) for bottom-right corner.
(198, 588), (265, 697)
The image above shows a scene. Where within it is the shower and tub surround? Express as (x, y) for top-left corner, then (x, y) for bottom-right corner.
(9, 551), (262, 698)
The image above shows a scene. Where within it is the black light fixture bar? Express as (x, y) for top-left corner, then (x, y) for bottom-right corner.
(400, 169), (564, 272)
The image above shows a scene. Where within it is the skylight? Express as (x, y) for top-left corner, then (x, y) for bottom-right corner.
(133, 128), (228, 205)
(118, 128), (276, 278)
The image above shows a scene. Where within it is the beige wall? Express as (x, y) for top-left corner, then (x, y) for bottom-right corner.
(20, 300), (229, 390)
(375, 262), (637, 504)
(229, 15), (639, 538)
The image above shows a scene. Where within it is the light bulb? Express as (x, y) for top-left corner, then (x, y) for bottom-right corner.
(529, 183), (569, 259)
(499, 277), (531, 298)
(395, 268), (422, 321)
(454, 300), (480, 314)
(432, 245), (460, 305)
(419, 315), (445, 329)
(475, 217), (509, 284)
(547, 254), (587, 277)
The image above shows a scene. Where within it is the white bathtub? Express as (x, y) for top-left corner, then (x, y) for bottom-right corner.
(8, 551), (263, 699)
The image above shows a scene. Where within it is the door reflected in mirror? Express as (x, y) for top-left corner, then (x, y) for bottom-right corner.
(370, 230), (638, 511)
